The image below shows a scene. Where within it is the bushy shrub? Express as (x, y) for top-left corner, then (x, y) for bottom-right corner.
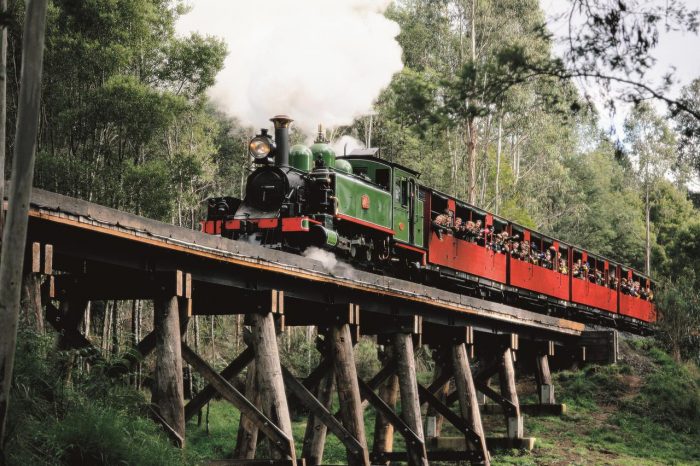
(4, 328), (190, 466)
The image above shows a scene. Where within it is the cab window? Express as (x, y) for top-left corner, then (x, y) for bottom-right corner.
(376, 168), (390, 189)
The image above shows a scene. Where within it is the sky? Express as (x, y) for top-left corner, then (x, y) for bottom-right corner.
(541, 0), (700, 134)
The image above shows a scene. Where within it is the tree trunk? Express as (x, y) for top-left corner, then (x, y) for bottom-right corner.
(393, 333), (428, 466)
(84, 302), (91, 338)
(467, 117), (478, 205)
(495, 113), (503, 214)
(102, 301), (112, 352)
(466, 0), (478, 205)
(193, 314), (201, 425)
(111, 300), (119, 355)
(0, 0), (7, 237)
(373, 346), (398, 457)
(210, 315), (216, 359)
(645, 183), (651, 275)
(0, 0), (50, 443)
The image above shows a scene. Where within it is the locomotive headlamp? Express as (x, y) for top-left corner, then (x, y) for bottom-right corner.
(249, 136), (272, 160)
(249, 128), (275, 162)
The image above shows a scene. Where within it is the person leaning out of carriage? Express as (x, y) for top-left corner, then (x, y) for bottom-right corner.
(433, 208), (453, 240)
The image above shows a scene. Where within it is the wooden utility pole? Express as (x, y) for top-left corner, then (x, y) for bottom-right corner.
(0, 0), (49, 447)
(0, 0), (7, 236)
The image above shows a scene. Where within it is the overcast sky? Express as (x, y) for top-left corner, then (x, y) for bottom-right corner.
(541, 0), (700, 134)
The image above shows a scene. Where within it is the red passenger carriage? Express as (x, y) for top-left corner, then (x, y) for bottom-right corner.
(421, 187), (656, 330)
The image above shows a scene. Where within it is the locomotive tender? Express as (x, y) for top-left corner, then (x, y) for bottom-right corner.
(203, 115), (656, 332)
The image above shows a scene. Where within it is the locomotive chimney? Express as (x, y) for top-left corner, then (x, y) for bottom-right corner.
(270, 115), (293, 167)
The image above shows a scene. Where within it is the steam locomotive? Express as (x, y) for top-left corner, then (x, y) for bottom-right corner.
(203, 115), (656, 332)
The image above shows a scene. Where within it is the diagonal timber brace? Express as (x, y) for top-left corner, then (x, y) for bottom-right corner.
(281, 365), (365, 459)
(417, 384), (485, 460)
(181, 343), (293, 458)
(184, 346), (255, 421)
(358, 378), (425, 454)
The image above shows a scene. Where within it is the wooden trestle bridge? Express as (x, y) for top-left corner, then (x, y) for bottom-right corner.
(19, 188), (592, 466)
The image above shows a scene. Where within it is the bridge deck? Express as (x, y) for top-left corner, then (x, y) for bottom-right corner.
(22, 188), (583, 341)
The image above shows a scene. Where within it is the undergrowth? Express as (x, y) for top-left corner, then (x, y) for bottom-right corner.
(4, 329), (191, 466)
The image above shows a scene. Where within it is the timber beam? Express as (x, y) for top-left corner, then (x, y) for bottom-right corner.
(51, 269), (191, 301)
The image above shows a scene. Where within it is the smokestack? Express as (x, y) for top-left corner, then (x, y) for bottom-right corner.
(271, 115), (293, 167)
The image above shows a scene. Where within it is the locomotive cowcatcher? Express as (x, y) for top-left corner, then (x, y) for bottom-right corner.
(202, 115), (656, 332)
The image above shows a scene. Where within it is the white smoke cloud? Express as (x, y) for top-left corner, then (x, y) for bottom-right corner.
(332, 135), (365, 157)
(176, 0), (404, 134)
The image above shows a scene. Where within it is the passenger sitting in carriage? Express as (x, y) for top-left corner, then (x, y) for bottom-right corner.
(559, 259), (568, 274)
(529, 242), (540, 265)
(519, 241), (530, 261)
(573, 259), (582, 278)
(620, 277), (630, 294)
(510, 241), (520, 257)
(453, 217), (464, 237)
(630, 281), (641, 297)
(594, 269), (604, 285)
(543, 249), (553, 269)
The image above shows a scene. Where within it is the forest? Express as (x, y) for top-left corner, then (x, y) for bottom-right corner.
(1, 0), (700, 464)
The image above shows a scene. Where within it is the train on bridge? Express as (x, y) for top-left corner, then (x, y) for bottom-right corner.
(203, 115), (656, 332)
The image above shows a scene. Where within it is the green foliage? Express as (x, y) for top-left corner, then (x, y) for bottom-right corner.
(47, 404), (186, 466)
(5, 329), (190, 466)
(654, 278), (700, 363)
(10, 0), (239, 227)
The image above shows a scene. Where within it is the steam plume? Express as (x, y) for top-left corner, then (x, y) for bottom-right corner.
(177, 0), (404, 134)
(303, 247), (355, 278)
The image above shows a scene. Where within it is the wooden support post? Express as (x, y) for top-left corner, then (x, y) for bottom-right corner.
(425, 347), (450, 439)
(372, 346), (398, 459)
(249, 310), (296, 462)
(535, 351), (555, 405)
(452, 342), (489, 465)
(234, 362), (260, 460)
(332, 323), (370, 466)
(499, 347), (522, 439)
(302, 366), (335, 465)
(153, 295), (186, 446)
(393, 333), (428, 466)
